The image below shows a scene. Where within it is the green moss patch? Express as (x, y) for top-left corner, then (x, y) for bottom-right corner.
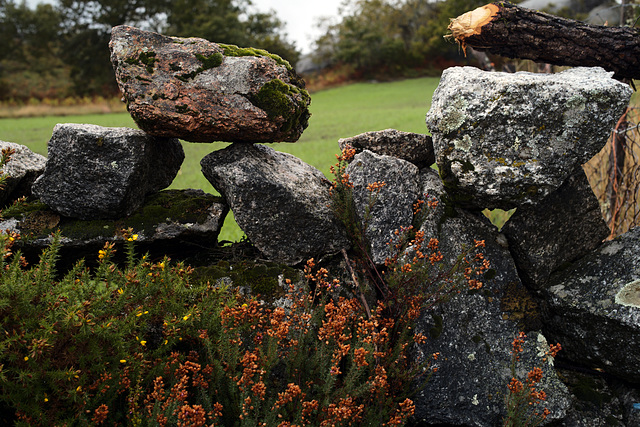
(193, 260), (300, 301)
(2, 190), (223, 240)
(176, 52), (223, 81)
(220, 44), (290, 71)
(251, 78), (311, 134)
(125, 51), (157, 74)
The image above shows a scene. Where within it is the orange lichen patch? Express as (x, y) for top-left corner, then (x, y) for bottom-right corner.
(446, 3), (500, 54)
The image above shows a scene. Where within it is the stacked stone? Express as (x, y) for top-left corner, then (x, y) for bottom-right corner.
(1, 25), (318, 259)
(2, 23), (639, 424)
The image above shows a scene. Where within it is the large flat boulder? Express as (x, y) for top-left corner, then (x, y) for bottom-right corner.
(0, 189), (227, 269)
(543, 226), (640, 383)
(338, 129), (435, 168)
(110, 25), (310, 143)
(502, 168), (610, 290)
(32, 124), (184, 220)
(201, 143), (349, 265)
(345, 150), (420, 264)
(426, 66), (631, 210)
(0, 140), (46, 207)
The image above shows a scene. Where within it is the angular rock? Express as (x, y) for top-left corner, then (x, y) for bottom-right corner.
(201, 143), (349, 265)
(110, 25), (310, 143)
(502, 168), (610, 290)
(345, 150), (419, 264)
(0, 189), (227, 269)
(32, 124), (184, 220)
(338, 129), (435, 168)
(412, 168), (571, 426)
(426, 66), (632, 210)
(543, 227), (640, 383)
(0, 140), (46, 207)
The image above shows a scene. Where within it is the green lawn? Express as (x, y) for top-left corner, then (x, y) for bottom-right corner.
(0, 77), (440, 241)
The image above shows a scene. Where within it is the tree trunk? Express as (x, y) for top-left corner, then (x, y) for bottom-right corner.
(446, 2), (640, 80)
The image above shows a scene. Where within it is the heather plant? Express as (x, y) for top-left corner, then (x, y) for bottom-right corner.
(503, 332), (562, 427)
(0, 147), (491, 426)
(0, 147), (15, 192)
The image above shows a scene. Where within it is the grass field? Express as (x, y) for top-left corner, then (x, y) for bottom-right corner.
(0, 77), (440, 241)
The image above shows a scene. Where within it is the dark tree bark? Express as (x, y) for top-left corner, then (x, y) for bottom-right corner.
(447, 2), (640, 80)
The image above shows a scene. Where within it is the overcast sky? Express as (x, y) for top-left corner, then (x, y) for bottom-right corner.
(27, 0), (345, 54)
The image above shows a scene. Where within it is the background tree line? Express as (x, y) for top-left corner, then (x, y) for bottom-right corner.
(4, 0), (625, 102)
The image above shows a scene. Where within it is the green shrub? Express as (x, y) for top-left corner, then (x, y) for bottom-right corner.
(0, 148), (491, 426)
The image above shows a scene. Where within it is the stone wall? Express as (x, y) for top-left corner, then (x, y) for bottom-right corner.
(1, 26), (639, 426)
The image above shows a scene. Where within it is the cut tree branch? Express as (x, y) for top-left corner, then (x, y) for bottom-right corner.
(446, 2), (640, 80)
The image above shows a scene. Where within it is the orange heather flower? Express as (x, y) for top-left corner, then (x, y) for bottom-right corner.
(508, 378), (524, 393)
(91, 404), (109, 424)
(366, 181), (386, 192)
(527, 367), (544, 384)
(353, 347), (369, 367)
(548, 343), (562, 358)
(511, 332), (526, 358)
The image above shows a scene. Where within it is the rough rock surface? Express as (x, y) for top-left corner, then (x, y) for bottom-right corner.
(543, 226), (640, 383)
(201, 143), (349, 265)
(0, 140), (46, 207)
(502, 168), (610, 290)
(413, 171), (571, 425)
(110, 25), (310, 143)
(345, 150), (419, 264)
(32, 124), (184, 220)
(0, 189), (227, 269)
(338, 129), (435, 168)
(426, 66), (632, 210)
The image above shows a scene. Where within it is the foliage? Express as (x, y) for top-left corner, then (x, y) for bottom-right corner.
(503, 332), (562, 427)
(0, 141), (492, 425)
(313, 0), (486, 79)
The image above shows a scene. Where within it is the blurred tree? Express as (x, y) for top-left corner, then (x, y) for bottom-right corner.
(165, 0), (299, 65)
(57, 0), (299, 96)
(313, 0), (487, 78)
(0, 1), (69, 100)
(58, 0), (171, 95)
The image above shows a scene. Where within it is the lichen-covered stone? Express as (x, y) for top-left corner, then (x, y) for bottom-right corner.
(426, 66), (632, 210)
(338, 129), (435, 168)
(413, 186), (571, 425)
(0, 189), (227, 269)
(543, 227), (640, 383)
(0, 140), (46, 207)
(201, 143), (349, 265)
(32, 124), (184, 220)
(502, 168), (610, 290)
(345, 150), (419, 264)
(109, 25), (310, 143)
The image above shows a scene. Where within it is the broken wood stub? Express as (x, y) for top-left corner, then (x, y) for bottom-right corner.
(447, 2), (640, 80)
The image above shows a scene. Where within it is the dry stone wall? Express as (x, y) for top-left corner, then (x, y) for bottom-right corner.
(1, 26), (639, 426)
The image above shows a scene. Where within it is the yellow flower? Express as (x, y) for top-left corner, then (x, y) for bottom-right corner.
(98, 250), (106, 259)
(44, 395), (48, 402)
(158, 261), (165, 270)
(117, 288), (123, 294)
(127, 234), (139, 242)
(183, 314), (190, 321)
(23, 356), (28, 361)
(76, 386), (82, 392)
(120, 359), (126, 363)
(140, 340), (147, 346)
